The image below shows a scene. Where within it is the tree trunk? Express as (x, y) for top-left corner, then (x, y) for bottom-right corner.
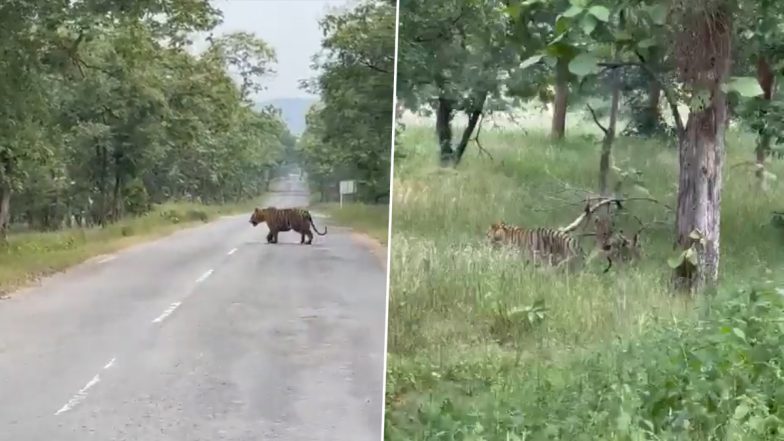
(0, 180), (10, 241)
(641, 46), (662, 135)
(599, 67), (621, 196)
(97, 145), (108, 227)
(454, 91), (488, 166)
(112, 173), (123, 222)
(755, 57), (776, 185)
(673, 5), (731, 292)
(436, 96), (454, 166)
(551, 57), (569, 140)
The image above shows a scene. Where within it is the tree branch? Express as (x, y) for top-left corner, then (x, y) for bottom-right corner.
(472, 113), (493, 160)
(634, 50), (685, 139)
(586, 103), (609, 135)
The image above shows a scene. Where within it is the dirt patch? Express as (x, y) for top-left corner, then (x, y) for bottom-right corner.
(350, 232), (388, 270)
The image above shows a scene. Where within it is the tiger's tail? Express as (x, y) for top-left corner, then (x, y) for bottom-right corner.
(308, 213), (327, 236)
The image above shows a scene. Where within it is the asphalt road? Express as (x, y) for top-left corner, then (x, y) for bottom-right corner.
(0, 177), (388, 441)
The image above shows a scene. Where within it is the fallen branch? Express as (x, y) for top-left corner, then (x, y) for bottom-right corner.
(559, 196), (670, 233)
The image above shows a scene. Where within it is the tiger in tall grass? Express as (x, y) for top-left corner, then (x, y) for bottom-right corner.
(249, 206), (327, 245)
(486, 221), (582, 269)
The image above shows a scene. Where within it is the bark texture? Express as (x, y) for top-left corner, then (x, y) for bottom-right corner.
(551, 57), (569, 140)
(673, 5), (732, 291)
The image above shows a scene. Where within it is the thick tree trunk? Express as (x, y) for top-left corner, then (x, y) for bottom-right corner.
(0, 180), (10, 241)
(454, 91), (488, 166)
(599, 68), (621, 196)
(673, 5), (731, 292)
(551, 57), (569, 140)
(436, 96), (454, 166)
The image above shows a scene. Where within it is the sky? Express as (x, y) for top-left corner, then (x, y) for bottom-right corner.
(196, 0), (356, 102)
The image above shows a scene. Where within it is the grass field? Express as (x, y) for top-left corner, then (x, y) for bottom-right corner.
(384, 119), (784, 440)
(314, 202), (390, 245)
(0, 199), (260, 295)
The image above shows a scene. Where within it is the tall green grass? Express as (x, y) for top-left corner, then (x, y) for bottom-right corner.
(314, 202), (390, 245)
(0, 199), (260, 294)
(385, 123), (784, 440)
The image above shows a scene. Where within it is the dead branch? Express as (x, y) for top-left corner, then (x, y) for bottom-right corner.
(586, 103), (609, 136)
(559, 196), (670, 233)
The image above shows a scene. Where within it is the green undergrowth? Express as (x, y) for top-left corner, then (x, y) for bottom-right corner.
(0, 199), (261, 294)
(385, 124), (784, 440)
(313, 202), (390, 245)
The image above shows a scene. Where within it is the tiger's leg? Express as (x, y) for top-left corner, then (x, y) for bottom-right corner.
(305, 229), (313, 245)
(266, 230), (275, 243)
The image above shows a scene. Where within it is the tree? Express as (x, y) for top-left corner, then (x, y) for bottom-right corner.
(298, 0), (395, 200)
(671, 0), (734, 291)
(398, 0), (516, 165)
(0, 0), (288, 236)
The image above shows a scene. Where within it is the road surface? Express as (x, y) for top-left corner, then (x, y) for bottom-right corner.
(0, 177), (387, 441)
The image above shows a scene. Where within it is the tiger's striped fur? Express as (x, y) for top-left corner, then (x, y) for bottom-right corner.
(486, 221), (582, 268)
(249, 206), (327, 245)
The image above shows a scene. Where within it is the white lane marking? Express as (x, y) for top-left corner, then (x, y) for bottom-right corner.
(195, 269), (214, 283)
(227, 248), (237, 256)
(97, 256), (116, 264)
(152, 302), (182, 323)
(54, 357), (116, 415)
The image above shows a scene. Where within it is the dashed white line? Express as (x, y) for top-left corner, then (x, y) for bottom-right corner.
(54, 357), (116, 415)
(195, 269), (214, 283)
(227, 248), (237, 256)
(152, 302), (182, 323)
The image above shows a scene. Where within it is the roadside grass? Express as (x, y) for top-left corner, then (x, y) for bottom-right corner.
(385, 122), (784, 439)
(314, 202), (390, 245)
(0, 199), (260, 295)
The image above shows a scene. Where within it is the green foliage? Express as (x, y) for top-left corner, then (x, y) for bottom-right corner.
(297, 0), (394, 202)
(386, 124), (784, 440)
(0, 1), (290, 234)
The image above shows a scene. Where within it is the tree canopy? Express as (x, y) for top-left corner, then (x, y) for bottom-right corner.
(296, 0), (396, 203)
(0, 0), (290, 235)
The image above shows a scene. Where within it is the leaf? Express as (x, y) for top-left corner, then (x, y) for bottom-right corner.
(505, 3), (522, 18)
(555, 15), (571, 34)
(723, 77), (764, 98)
(688, 230), (702, 240)
(633, 184), (651, 197)
(667, 254), (684, 269)
(732, 328), (747, 341)
(563, 5), (584, 17)
(647, 4), (668, 25)
(684, 247), (698, 266)
(637, 38), (657, 49)
(734, 402), (750, 420)
(520, 54), (543, 70)
(613, 30), (632, 41)
(588, 5), (610, 22)
(580, 14), (598, 35)
(568, 53), (600, 77)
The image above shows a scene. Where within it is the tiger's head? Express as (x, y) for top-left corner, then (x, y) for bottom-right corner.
(249, 207), (269, 227)
(486, 221), (508, 246)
